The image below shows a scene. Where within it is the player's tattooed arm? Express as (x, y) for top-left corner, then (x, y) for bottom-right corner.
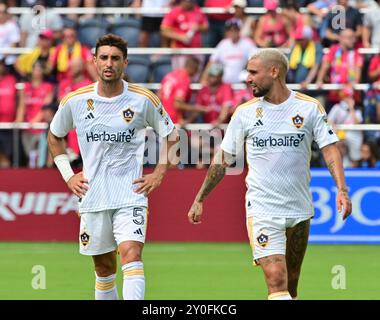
(326, 159), (338, 185)
(322, 144), (348, 194)
(321, 143), (352, 219)
(195, 150), (234, 203)
(188, 150), (234, 224)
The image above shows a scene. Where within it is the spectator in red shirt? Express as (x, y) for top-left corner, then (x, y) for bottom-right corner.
(194, 63), (234, 168)
(196, 63), (233, 126)
(316, 28), (363, 110)
(254, 0), (292, 48)
(47, 26), (97, 83)
(58, 57), (92, 160)
(16, 61), (54, 167)
(232, 76), (254, 114)
(58, 57), (93, 100)
(0, 58), (17, 167)
(158, 56), (205, 125)
(161, 0), (209, 72)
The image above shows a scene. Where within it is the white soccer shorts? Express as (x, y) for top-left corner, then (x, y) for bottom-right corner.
(246, 215), (310, 265)
(79, 206), (148, 256)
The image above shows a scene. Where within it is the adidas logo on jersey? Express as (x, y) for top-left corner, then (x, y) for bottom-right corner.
(254, 119), (263, 127)
(133, 228), (143, 236)
(85, 113), (95, 120)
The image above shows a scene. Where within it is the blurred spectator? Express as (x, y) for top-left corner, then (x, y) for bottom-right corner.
(15, 29), (55, 79)
(205, 18), (256, 84)
(282, 0), (313, 35)
(231, 0), (256, 39)
(66, 0), (96, 22)
(307, 0), (336, 19)
(307, 0), (335, 44)
(287, 25), (323, 91)
(0, 58), (17, 168)
(254, 0), (291, 48)
(158, 56), (205, 125)
(348, 0), (375, 9)
(194, 63), (233, 168)
(327, 86), (363, 167)
(196, 63), (233, 125)
(58, 57), (92, 161)
(363, 54), (380, 128)
(15, 61), (54, 168)
(362, 0), (380, 48)
(134, 0), (172, 47)
(324, 0), (362, 47)
(358, 141), (380, 168)
(39, 102), (57, 168)
(19, 0), (63, 48)
(58, 57), (92, 99)
(233, 78), (254, 110)
(46, 26), (97, 82)
(316, 28), (363, 110)
(161, 0), (208, 70)
(0, 2), (20, 67)
(205, 0), (232, 47)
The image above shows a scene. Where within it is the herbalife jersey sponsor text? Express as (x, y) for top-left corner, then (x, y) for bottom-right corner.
(252, 134), (305, 148)
(86, 129), (135, 143)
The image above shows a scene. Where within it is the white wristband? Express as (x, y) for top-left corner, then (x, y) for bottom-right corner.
(54, 154), (75, 183)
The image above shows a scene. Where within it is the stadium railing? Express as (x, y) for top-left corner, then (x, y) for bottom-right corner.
(1, 122), (379, 167)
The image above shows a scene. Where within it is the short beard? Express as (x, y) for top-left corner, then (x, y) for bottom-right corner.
(252, 86), (270, 97)
(100, 74), (122, 84)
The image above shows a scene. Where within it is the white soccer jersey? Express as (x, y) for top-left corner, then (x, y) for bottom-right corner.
(221, 90), (339, 218)
(50, 81), (174, 213)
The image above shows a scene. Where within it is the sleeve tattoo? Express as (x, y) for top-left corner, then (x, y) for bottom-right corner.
(326, 160), (337, 185)
(196, 163), (226, 202)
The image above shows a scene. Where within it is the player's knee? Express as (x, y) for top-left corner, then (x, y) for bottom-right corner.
(95, 263), (116, 277)
(94, 258), (117, 277)
(119, 246), (142, 264)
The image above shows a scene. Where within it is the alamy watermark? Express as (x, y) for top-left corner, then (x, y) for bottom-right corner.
(31, 265), (46, 290)
(331, 6), (347, 32)
(331, 265), (346, 290)
(31, 5), (47, 33)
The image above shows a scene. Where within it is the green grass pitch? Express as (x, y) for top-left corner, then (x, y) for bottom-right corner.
(0, 242), (379, 300)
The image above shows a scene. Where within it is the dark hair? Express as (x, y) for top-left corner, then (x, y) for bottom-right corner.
(363, 141), (379, 159)
(185, 56), (200, 67)
(95, 34), (128, 59)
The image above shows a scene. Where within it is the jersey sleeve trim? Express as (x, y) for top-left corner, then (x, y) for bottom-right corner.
(60, 84), (95, 107)
(128, 84), (160, 108)
(295, 92), (326, 114)
(231, 97), (260, 119)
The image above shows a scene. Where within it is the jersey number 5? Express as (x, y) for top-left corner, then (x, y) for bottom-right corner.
(133, 207), (145, 225)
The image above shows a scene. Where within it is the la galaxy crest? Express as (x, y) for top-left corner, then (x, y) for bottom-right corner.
(292, 114), (304, 129)
(256, 232), (269, 248)
(80, 231), (90, 247)
(122, 107), (135, 123)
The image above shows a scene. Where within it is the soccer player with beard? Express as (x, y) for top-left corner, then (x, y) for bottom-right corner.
(48, 34), (178, 300)
(187, 49), (352, 300)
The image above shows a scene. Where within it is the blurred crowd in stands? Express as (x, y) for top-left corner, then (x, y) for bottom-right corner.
(0, 0), (380, 169)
